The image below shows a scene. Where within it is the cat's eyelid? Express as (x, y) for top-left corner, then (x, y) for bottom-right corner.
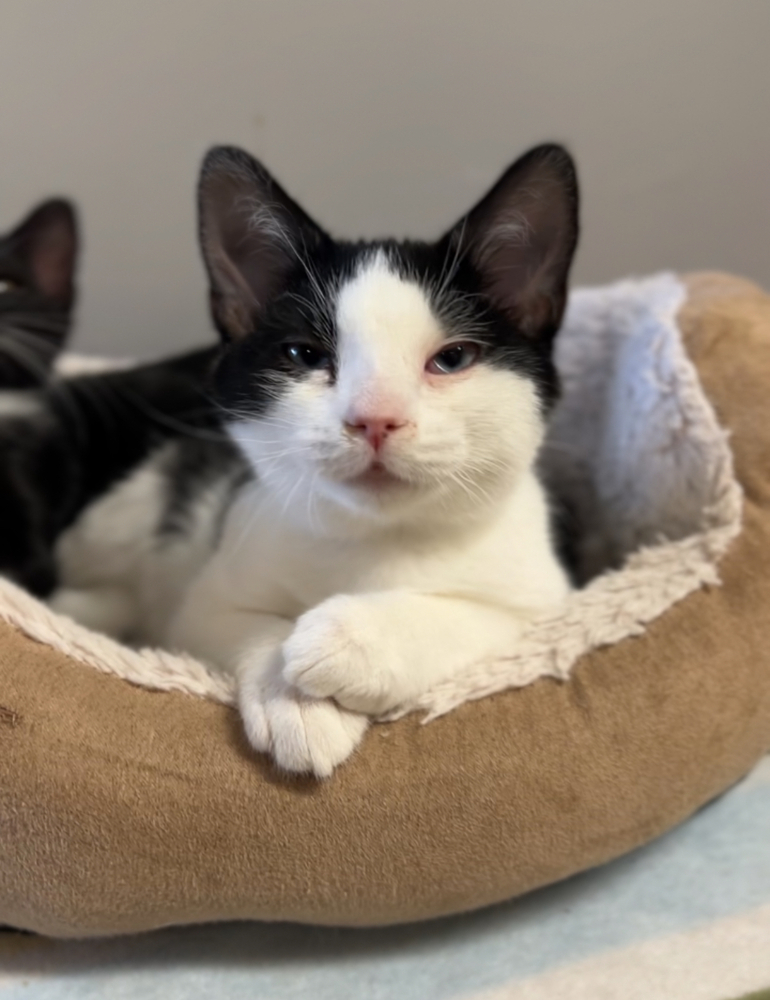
(425, 340), (482, 375)
(429, 338), (486, 360)
(283, 336), (324, 346)
(437, 336), (486, 350)
(281, 334), (330, 352)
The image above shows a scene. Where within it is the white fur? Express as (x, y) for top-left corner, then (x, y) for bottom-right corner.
(0, 390), (42, 418)
(168, 255), (570, 776)
(51, 443), (233, 645)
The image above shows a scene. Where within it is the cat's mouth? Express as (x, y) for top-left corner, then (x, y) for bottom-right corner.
(346, 461), (408, 490)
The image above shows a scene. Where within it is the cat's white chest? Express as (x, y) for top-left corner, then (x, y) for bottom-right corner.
(212, 484), (401, 612)
(204, 471), (569, 618)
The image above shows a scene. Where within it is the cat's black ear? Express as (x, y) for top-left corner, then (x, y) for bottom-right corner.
(443, 144), (578, 339)
(198, 146), (329, 341)
(10, 199), (78, 307)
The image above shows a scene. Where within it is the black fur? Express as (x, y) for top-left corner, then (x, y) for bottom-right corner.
(158, 435), (247, 538)
(200, 144), (578, 422)
(0, 347), (223, 595)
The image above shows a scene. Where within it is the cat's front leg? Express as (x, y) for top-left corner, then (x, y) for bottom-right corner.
(283, 591), (527, 715)
(237, 652), (369, 778)
(170, 595), (368, 778)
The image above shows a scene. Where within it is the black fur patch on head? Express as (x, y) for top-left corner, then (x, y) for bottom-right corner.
(199, 144), (579, 420)
(379, 240), (565, 411)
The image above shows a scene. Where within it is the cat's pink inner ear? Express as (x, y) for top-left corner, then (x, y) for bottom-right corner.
(198, 147), (330, 342)
(29, 218), (77, 303)
(199, 170), (287, 340)
(449, 145), (578, 338)
(14, 200), (77, 306)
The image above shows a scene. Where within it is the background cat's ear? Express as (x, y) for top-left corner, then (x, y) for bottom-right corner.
(444, 144), (578, 338)
(198, 146), (329, 340)
(10, 199), (78, 307)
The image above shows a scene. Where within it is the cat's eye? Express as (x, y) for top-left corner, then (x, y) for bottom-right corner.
(284, 343), (332, 371)
(426, 342), (481, 375)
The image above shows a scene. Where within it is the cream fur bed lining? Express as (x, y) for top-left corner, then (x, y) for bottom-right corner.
(0, 274), (743, 721)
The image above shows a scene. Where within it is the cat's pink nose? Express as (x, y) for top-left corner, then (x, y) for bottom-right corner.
(344, 416), (407, 452)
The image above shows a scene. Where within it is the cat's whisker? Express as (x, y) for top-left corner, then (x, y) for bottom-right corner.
(446, 467), (495, 510)
(435, 216), (468, 299)
(277, 467), (308, 520)
(306, 469), (322, 534)
(229, 486), (271, 555)
(0, 331), (55, 384)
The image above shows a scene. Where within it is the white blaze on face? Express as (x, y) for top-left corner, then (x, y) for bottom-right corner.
(334, 253), (443, 427)
(230, 248), (546, 529)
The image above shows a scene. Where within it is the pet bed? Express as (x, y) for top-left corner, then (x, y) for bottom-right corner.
(1, 271), (769, 937)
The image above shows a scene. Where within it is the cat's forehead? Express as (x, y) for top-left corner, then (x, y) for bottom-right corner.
(333, 250), (444, 359)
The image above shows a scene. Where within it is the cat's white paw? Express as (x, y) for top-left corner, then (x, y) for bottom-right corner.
(283, 595), (406, 715)
(237, 656), (368, 779)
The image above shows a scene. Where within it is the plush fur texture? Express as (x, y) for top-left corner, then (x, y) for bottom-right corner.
(0, 199), (77, 386)
(49, 143), (580, 777)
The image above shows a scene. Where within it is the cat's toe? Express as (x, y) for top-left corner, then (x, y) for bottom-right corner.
(283, 599), (402, 715)
(279, 698), (368, 778)
(237, 686), (270, 752)
(237, 664), (368, 778)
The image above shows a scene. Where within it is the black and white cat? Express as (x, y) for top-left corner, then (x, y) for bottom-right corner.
(51, 142), (580, 777)
(0, 199), (77, 387)
(0, 196), (227, 595)
(0, 344), (227, 596)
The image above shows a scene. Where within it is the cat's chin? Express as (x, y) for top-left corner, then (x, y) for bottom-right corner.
(316, 468), (431, 524)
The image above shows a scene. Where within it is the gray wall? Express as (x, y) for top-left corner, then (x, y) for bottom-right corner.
(2, 0), (769, 358)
